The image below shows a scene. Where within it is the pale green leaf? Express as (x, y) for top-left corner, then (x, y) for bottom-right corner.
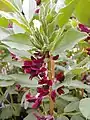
(54, 28), (87, 53)
(64, 101), (79, 112)
(55, 0), (79, 27)
(0, 80), (15, 87)
(79, 98), (90, 119)
(13, 23), (25, 34)
(9, 74), (40, 88)
(71, 115), (85, 120)
(24, 113), (37, 120)
(0, 27), (12, 40)
(4, 33), (32, 46)
(57, 116), (69, 120)
(2, 41), (31, 50)
(0, 74), (12, 80)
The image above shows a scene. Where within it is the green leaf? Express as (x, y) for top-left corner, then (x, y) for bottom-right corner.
(55, 0), (79, 27)
(60, 95), (79, 101)
(0, 80), (15, 87)
(53, 28), (87, 53)
(64, 101), (79, 112)
(0, 11), (30, 32)
(0, 1), (14, 12)
(8, 48), (31, 58)
(0, 74), (12, 80)
(9, 74), (40, 88)
(0, 106), (13, 119)
(67, 80), (90, 89)
(4, 33), (32, 46)
(74, 0), (90, 27)
(24, 113), (37, 120)
(2, 41), (31, 51)
(0, 17), (8, 27)
(9, 0), (22, 11)
(0, 27), (12, 40)
(57, 116), (69, 120)
(56, 98), (68, 114)
(13, 23), (25, 34)
(10, 61), (23, 68)
(12, 104), (21, 116)
(79, 98), (90, 119)
(1, 0), (18, 12)
(71, 115), (85, 120)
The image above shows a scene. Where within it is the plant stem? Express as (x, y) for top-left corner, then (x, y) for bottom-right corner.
(48, 55), (55, 115)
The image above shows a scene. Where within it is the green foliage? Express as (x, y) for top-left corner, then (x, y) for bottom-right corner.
(79, 98), (90, 119)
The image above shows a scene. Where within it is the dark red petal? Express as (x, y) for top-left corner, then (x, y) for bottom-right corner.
(26, 93), (31, 99)
(86, 48), (90, 51)
(53, 55), (59, 60)
(31, 56), (36, 60)
(35, 0), (41, 5)
(56, 72), (65, 82)
(51, 90), (56, 102)
(35, 8), (40, 14)
(78, 24), (90, 33)
(24, 68), (31, 74)
(32, 97), (42, 109)
(15, 84), (21, 90)
(39, 67), (47, 72)
(47, 80), (52, 86)
(57, 87), (64, 95)
(26, 93), (36, 102)
(87, 51), (90, 55)
(24, 61), (32, 66)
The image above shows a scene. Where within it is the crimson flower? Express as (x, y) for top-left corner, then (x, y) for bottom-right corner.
(57, 86), (64, 95)
(78, 24), (90, 33)
(32, 97), (42, 109)
(26, 93), (36, 102)
(38, 77), (52, 86)
(37, 86), (49, 97)
(25, 93), (42, 108)
(53, 55), (59, 60)
(15, 84), (21, 91)
(51, 90), (56, 102)
(22, 55), (46, 79)
(35, 8), (40, 14)
(56, 71), (65, 82)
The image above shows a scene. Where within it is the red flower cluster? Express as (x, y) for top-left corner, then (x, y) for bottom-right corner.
(23, 52), (65, 109)
(26, 93), (42, 109)
(22, 55), (46, 79)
